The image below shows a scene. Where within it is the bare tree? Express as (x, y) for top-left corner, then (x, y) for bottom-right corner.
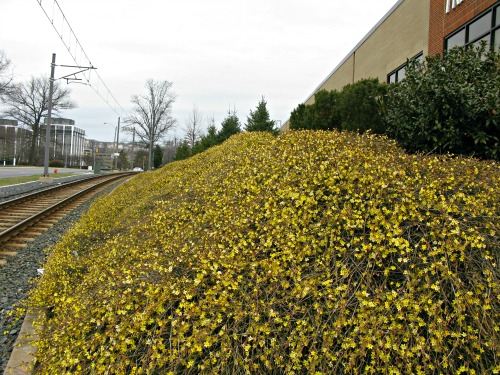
(125, 79), (176, 169)
(2, 75), (77, 164)
(0, 50), (13, 96)
(184, 104), (204, 149)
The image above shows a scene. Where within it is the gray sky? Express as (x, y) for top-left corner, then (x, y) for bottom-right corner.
(1, 0), (398, 142)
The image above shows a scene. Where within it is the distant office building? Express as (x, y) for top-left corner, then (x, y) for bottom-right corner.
(84, 139), (129, 170)
(41, 118), (86, 167)
(282, 0), (499, 130)
(0, 119), (31, 165)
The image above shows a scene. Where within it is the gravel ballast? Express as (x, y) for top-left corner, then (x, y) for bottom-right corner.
(0, 174), (121, 373)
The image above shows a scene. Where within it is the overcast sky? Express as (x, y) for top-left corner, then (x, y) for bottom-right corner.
(1, 0), (399, 142)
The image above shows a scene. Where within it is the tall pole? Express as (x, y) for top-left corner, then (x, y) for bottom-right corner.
(149, 113), (154, 170)
(43, 53), (56, 177)
(115, 117), (120, 170)
(131, 127), (135, 168)
(116, 117), (120, 149)
(13, 127), (17, 166)
(148, 137), (153, 170)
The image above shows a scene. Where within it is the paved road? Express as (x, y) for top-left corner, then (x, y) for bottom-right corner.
(0, 167), (90, 179)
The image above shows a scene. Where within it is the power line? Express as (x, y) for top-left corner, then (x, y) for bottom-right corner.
(36, 0), (127, 118)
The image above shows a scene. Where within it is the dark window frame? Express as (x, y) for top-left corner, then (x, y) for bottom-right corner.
(387, 52), (423, 84)
(445, 3), (500, 52)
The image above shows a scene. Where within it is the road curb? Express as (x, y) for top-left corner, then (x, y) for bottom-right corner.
(4, 310), (38, 375)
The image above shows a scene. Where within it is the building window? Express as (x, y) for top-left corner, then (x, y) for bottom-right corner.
(447, 29), (466, 49)
(469, 11), (492, 41)
(387, 52), (423, 84)
(445, 4), (500, 51)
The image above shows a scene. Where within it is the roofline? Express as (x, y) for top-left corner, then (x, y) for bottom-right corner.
(302, 0), (406, 105)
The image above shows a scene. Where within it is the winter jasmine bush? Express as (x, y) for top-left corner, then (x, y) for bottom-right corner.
(28, 131), (499, 374)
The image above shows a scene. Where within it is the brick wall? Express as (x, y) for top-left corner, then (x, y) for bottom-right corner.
(428, 0), (499, 55)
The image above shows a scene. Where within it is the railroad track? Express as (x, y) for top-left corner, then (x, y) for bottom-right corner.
(0, 172), (135, 266)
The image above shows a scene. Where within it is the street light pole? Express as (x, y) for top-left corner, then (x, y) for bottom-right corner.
(104, 117), (120, 170)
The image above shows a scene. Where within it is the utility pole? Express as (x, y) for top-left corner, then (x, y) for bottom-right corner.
(115, 117), (120, 170)
(93, 142), (96, 171)
(43, 53), (56, 178)
(41, 54), (96, 181)
(149, 136), (153, 170)
(131, 127), (135, 168)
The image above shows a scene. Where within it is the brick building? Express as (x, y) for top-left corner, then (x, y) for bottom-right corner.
(431, 0), (499, 54)
(282, 0), (499, 130)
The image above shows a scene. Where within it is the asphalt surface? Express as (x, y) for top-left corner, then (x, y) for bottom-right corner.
(0, 167), (91, 178)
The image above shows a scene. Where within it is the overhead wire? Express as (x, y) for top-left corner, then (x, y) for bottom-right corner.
(36, 0), (127, 118)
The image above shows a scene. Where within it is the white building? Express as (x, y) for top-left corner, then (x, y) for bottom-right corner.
(42, 118), (86, 167)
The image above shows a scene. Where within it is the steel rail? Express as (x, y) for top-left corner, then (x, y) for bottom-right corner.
(0, 173), (133, 242)
(0, 172), (134, 205)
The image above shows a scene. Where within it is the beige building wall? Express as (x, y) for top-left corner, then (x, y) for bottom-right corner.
(298, 0), (430, 111)
(355, 0), (430, 82)
(305, 55), (355, 106)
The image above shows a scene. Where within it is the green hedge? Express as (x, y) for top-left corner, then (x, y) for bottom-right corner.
(289, 79), (387, 134)
(289, 45), (500, 161)
(48, 159), (64, 168)
(385, 44), (500, 160)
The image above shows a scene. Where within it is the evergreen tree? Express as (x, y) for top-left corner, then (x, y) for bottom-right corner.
(133, 149), (148, 170)
(245, 96), (276, 133)
(337, 78), (387, 134)
(217, 109), (241, 143)
(174, 140), (191, 161)
(193, 122), (218, 155)
(117, 149), (129, 170)
(289, 103), (311, 130)
(289, 90), (341, 131)
(153, 144), (163, 168)
(202, 122), (218, 148)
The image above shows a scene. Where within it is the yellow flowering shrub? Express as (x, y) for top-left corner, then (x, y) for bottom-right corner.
(28, 131), (499, 374)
